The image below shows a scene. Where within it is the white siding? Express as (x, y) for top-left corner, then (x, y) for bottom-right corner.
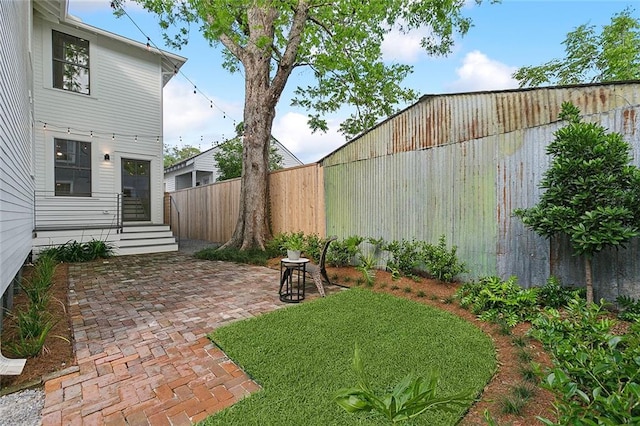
(33, 15), (165, 225)
(0, 0), (35, 295)
(163, 139), (303, 190)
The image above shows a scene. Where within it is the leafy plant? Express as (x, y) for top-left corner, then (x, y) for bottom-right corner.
(285, 232), (305, 252)
(356, 252), (377, 287)
(334, 344), (471, 423)
(532, 298), (640, 424)
(327, 235), (363, 267)
(384, 239), (424, 277)
(456, 276), (539, 327)
(423, 235), (467, 282)
(4, 305), (56, 358)
(616, 295), (640, 322)
(195, 247), (271, 265)
(537, 276), (584, 308)
(41, 239), (113, 263)
(514, 102), (640, 303)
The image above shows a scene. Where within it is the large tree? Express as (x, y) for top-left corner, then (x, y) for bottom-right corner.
(514, 8), (640, 87)
(117, 0), (484, 249)
(514, 103), (640, 303)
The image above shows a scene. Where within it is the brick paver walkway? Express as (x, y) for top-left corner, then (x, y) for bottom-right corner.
(41, 252), (321, 425)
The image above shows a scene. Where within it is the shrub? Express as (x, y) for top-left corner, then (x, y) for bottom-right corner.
(537, 276), (584, 308)
(532, 298), (640, 425)
(355, 252), (376, 287)
(41, 239), (113, 263)
(456, 276), (539, 327)
(194, 247), (270, 265)
(616, 295), (640, 322)
(423, 235), (467, 282)
(327, 235), (363, 267)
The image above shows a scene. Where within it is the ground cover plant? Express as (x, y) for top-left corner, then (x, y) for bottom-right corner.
(532, 298), (640, 425)
(202, 288), (496, 425)
(40, 239), (113, 263)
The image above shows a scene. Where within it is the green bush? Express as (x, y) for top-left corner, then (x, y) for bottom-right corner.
(532, 298), (640, 425)
(616, 295), (640, 322)
(537, 276), (584, 308)
(423, 235), (467, 282)
(327, 235), (364, 267)
(41, 239), (113, 263)
(195, 247), (270, 265)
(456, 276), (539, 327)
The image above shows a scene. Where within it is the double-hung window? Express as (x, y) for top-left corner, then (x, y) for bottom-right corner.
(54, 139), (92, 196)
(52, 30), (90, 95)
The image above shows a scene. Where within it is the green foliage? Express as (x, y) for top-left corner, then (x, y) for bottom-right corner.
(334, 344), (471, 423)
(266, 232), (326, 262)
(327, 236), (364, 267)
(355, 252), (377, 287)
(213, 137), (284, 182)
(194, 246), (270, 265)
(537, 276), (585, 308)
(532, 298), (640, 424)
(514, 8), (640, 87)
(384, 236), (466, 282)
(41, 239), (113, 263)
(456, 276), (540, 327)
(423, 235), (468, 282)
(4, 254), (60, 358)
(616, 295), (640, 322)
(163, 144), (200, 168)
(514, 103), (640, 256)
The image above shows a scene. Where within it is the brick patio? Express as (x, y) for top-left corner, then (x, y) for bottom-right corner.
(41, 252), (324, 425)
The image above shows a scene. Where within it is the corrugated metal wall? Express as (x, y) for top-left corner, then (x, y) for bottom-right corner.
(322, 82), (640, 300)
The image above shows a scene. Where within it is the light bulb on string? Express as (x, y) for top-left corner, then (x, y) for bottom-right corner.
(193, 86), (197, 94)
(210, 101), (213, 109)
(90, 130), (93, 138)
(134, 135), (138, 142)
(67, 127), (70, 134)
(112, 133), (115, 141)
(43, 123), (47, 130)
(146, 37), (151, 51)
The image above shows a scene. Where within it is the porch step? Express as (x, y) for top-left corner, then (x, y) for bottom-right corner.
(116, 224), (178, 255)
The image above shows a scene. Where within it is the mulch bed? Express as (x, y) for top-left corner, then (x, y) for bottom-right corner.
(1, 263), (74, 392)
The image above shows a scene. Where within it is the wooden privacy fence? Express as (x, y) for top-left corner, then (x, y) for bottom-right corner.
(164, 163), (325, 243)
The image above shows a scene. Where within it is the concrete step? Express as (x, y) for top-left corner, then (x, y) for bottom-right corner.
(120, 231), (174, 240)
(122, 225), (171, 233)
(118, 237), (177, 247)
(116, 243), (178, 256)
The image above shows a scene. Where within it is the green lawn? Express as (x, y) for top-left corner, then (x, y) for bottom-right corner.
(202, 288), (496, 425)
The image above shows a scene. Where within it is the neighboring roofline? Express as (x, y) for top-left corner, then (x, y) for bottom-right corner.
(316, 79), (640, 164)
(164, 135), (303, 173)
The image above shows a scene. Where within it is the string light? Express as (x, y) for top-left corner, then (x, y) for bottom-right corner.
(37, 120), (162, 143)
(113, 0), (235, 121)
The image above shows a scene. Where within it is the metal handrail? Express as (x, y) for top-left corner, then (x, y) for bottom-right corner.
(169, 194), (181, 247)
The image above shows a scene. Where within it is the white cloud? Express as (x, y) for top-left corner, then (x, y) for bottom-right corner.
(446, 50), (518, 93)
(162, 79), (241, 148)
(272, 112), (347, 164)
(381, 27), (429, 63)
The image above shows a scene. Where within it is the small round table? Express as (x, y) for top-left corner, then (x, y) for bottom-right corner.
(279, 258), (309, 303)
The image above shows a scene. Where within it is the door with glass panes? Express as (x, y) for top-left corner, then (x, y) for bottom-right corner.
(121, 159), (150, 221)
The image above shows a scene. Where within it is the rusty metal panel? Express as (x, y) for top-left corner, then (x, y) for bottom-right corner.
(325, 136), (498, 278)
(322, 82), (640, 167)
(324, 83), (640, 298)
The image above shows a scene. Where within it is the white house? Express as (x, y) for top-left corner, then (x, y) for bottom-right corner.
(1, 0), (187, 305)
(164, 137), (303, 191)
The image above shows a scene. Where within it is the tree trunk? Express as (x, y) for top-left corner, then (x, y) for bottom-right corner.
(222, 8), (279, 250)
(584, 256), (594, 304)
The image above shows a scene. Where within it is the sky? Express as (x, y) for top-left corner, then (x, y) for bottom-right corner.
(66, 0), (640, 163)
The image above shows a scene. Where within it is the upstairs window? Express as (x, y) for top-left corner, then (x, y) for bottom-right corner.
(55, 139), (92, 196)
(52, 30), (90, 95)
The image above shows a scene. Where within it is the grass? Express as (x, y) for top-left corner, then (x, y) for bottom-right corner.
(202, 288), (496, 425)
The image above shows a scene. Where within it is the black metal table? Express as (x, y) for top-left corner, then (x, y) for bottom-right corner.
(279, 258), (309, 303)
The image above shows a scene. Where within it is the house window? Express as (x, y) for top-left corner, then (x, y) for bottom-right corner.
(55, 139), (91, 196)
(52, 30), (90, 95)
